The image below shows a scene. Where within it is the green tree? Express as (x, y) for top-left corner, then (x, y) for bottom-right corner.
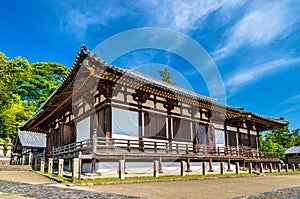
(18, 62), (68, 108)
(158, 68), (176, 85)
(260, 127), (300, 161)
(0, 52), (68, 145)
(0, 52), (31, 144)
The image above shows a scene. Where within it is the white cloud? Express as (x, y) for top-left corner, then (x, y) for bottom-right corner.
(287, 94), (300, 102)
(225, 57), (300, 92)
(282, 105), (300, 114)
(56, 1), (126, 40)
(148, 0), (243, 32)
(55, 0), (245, 40)
(213, 1), (299, 61)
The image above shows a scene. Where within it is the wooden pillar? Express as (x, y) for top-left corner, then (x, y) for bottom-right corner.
(208, 158), (214, 172)
(105, 102), (112, 140)
(227, 159), (232, 171)
(249, 162), (253, 174)
(40, 159), (45, 172)
(34, 158), (38, 170)
(186, 157), (191, 172)
(285, 164), (289, 172)
(247, 123), (251, 148)
(119, 159), (125, 180)
(28, 149), (33, 165)
(259, 163), (263, 173)
(138, 107), (143, 152)
(269, 163), (273, 173)
(220, 162), (224, 175)
(256, 130), (260, 150)
(48, 158), (53, 174)
(153, 160), (159, 177)
(21, 153), (25, 165)
(181, 161), (186, 176)
(237, 125), (241, 148)
(224, 123), (228, 147)
(278, 163), (281, 172)
(292, 164), (295, 172)
(202, 162), (207, 175)
(72, 158), (80, 183)
(159, 157), (163, 173)
(92, 130), (97, 173)
(235, 162), (240, 174)
(298, 164), (300, 171)
(58, 159), (64, 177)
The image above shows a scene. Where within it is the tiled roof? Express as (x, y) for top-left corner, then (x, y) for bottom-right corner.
(286, 146), (300, 154)
(18, 131), (46, 148)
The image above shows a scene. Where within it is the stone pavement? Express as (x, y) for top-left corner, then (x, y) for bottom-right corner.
(0, 171), (142, 199)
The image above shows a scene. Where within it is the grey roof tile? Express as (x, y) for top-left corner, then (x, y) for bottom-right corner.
(286, 146), (300, 154)
(18, 131), (46, 148)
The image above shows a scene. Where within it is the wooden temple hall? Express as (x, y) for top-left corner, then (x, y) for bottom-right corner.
(20, 45), (288, 173)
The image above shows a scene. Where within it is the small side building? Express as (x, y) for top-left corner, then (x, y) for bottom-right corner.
(13, 131), (46, 165)
(286, 146), (300, 165)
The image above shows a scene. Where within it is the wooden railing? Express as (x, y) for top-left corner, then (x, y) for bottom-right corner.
(53, 139), (92, 157)
(53, 137), (280, 160)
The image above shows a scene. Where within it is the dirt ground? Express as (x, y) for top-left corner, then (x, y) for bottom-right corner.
(86, 174), (300, 199)
(0, 171), (299, 198)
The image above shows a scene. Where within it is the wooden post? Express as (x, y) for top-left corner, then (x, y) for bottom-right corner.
(265, 163), (268, 170)
(249, 163), (252, 174)
(202, 162), (207, 175)
(278, 163), (281, 172)
(235, 162), (240, 174)
(34, 158), (38, 170)
(58, 159), (64, 177)
(119, 160), (125, 180)
(269, 163), (273, 173)
(92, 129), (97, 173)
(220, 162), (224, 175)
(186, 157), (191, 172)
(181, 161), (186, 176)
(159, 157), (163, 173)
(208, 158), (214, 172)
(227, 159), (232, 171)
(21, 154), (25, 165)
(298, 164), (300, 171)
(259, 163), (263, 173)
(292, 164), (295, 172)
(28, 149), (33, 165)
(153, 160), (159, 177)
(48, 158), (53, 174)
(285, 164), (289, 172)
(72, 158), (80, 183)
(40, 159), (45, 172)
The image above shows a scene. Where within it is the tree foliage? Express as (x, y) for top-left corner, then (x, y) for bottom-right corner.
(0, 52), (68, 145)
(260, 127), (300, 161)
(158, 68), (176, 85)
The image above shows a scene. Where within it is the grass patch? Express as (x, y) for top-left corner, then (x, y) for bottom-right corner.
(35, 171), (72, 183)
(75, 173), (256, 185)
(265, 171), (300, 175)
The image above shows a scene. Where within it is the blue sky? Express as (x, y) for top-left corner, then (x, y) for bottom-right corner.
(1, 1), (300, 130)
